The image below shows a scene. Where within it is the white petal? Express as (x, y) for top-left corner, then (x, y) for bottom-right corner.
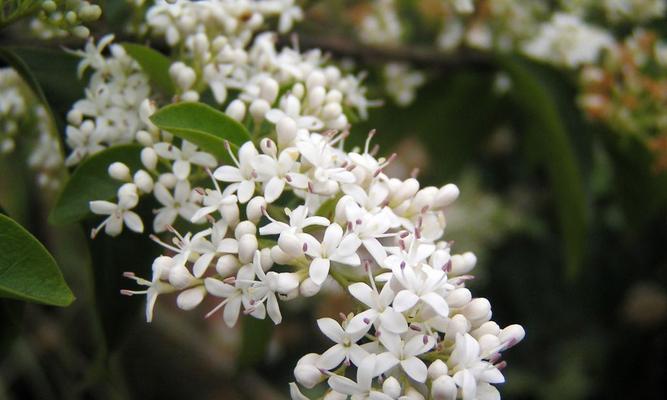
(153, 208), (178, 233)
(105, 215), (123, 236)
(259, 221), (290, 235)
(346, 309), (378, 333)
(266, 293), (282, 324)
(401, 356), (428, 383)
(420, 292), (449, 317)
(204, 277), (235, 297)
(348, 283), (375, 308)
(176, 286), (205, 310)
(317, 317), (345, 343)
(454, 370), (477, 400)
(223, 295), (242, 327)
(363, 238), (387, 264)
(392, 290), (420, 313)
(90, 200), (116, 215)
(315, 344), (346, 370)
(374, 352), (400, 376)
(190, 151), (217, 168)
(237, 179), (255, 203)
(193, 252), (214, 278)
(336, 233), (362, 256)
(217, 238), (239, 253)
(286, 173), (309, 189)
(123, 211), (144, 233)
(378, 308), (408, 334)
(348, 344), (369, 367)
(172, 159), (191, 180)
(214, 165), (243, 182)
(289, 383), (309, 400)
(327, 375), (361, 395)
(264, 177), (285, 203)
(322, 223), (343, 255)
(153, 183), (174, 206)
(309, 257), (330, 286)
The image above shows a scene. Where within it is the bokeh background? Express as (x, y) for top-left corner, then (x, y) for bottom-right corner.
(2, 1), (667, 399)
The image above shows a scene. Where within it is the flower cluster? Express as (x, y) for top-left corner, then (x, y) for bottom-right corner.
(29, 0), (101, 39)
(65, 1), (525, 398)
(0, 67), (63, 189)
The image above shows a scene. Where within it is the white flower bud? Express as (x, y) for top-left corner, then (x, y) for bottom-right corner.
(260, 78), (279, 103)
(139, 99), (157, 126)
(152, 256), (173, 280)
(158, 173), (177, 189)
(450, 253), (476, 276)
(225, 99), (246, 122)
(294, 354), (324, 388)
(246, 196), (267, 223)
(325, 89), (342, 104)
(117, 183), (139, 208)
(324, 67), (341, 83)
(249, 99), (270, 121)
(390, 178), (420, 205)
(463, 298), (491, 321)
(428, 359), (449, 380)
(433, 184), (460, 209)
(499, 324), (525, 347)
(472, 321), (500, 338)
(278, 231), (303, 258)
(260, 247), (273, 270)
(271, 245), (293, 265)
(306, 71), (326, 89)
(79, 4), (102, 21)
(292, 83), (305, 99)
(67, 109), (82, 125)
(382, 376), (401, 398)
(136, 130), (154, 146)
(182, 90), (200, 102)
(72, 26), (90, 38)
(141, 147), (158, 170)
(431, 375), (457, 400)
(216, 254), (240, 277)
(176, 286), (206, 310)
(446, 314), (470, 339)
(134, 170), (154, 193)
(323, 391), (347, 400)
(446, 288), (472, 308)
(65, 11), (77, 25)
(238, 234), (258, 264)
(478, 334), (501, 355)
(307, 86), (326, 109)
(412, 186), (438, 211)
(234, 221), (257, 239)
(42, 1), (56, 12)
(299, 278), (321, 297)
(221, 202), (240, 226)
(169, 264), (195, 289)
(277, 117), (297, 148)
(108, 162), (131, 181)
(276, 272), (300, 294)
(322, 102), (342, 120)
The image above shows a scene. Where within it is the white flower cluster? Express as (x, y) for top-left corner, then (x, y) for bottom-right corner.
(523, 12), (614, 68)
(0, 68), (63, 190)
(64, 35), (151, 166)
(358, 0), (403, 46)
(383, 63), (425, 106)
(603, 0), (666, 23)
(30, 0), (101, 39)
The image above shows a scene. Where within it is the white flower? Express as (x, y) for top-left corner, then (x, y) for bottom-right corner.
(153, 180), (198, 232)
(247, 251), (299, 324)
(326, 354), (393, 400)
(252, 147), (309, 202)
(449, 333), (505, 400)
(391, 263), (451, 318)
(90, 183), (143, 237)
(154, 140), (217, 180)
(214, 141), (260, 203)
(376, 332), (436, 383)
(315, 317), (370, 370)
(204, 264), (264, 327)
(305, 223), (362, 285)
(346, 279), (407, 334)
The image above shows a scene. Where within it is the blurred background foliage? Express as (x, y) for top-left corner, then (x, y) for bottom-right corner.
(1, 0), (667, 399)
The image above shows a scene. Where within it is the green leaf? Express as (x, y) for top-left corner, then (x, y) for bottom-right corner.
(122, 42), (176, 96)
(150, 102), (252, 162)
(238, 316), (273, 369)
(49, 145), (144, 225)
(499, 56), (589, 279)
(0, 214), (75, 306)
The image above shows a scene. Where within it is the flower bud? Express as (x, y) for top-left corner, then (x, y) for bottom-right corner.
(325, 89), (342, 104)
(225, 99), (246, 122)
(390, 178), (420, 205)
(472, 321), (500, 338)
(433, 183), (460, 209)
(152, 256), (174, 280)
(463, 298), (491, 321)
(412, 186), (438, 212)
(238, 234), (258, 264)
(182, 90), (199, 102)
(176, 286), (206, 310)
(221, 202), (240, 226)
(277, 272), (300, 294)
(271, 245), (293, 265)
(432, 375), (457, 400)
(246, 196), (267, 223)
(382, 376), (401, 398)
(306, 71), (326, 89)
(260, 78), (279, 103)
(117, 183), (139, 209)
(278, 232), (303, 258)
(260, 247), (273, 270)
(299, 278), (321, 297)
(428, 359), (449, 380)
(450, 253), (475, 276)
(216, 254), (240, 277)
(277, 117), (297, 148)
(322, 102), (342, 120)
(307, 86), (326, 109)
(72, 26), (90, 39)
(67, 109), (82, 125)
(169, 263), (195, 289)
(136, 130), (154, 146)
(404, 387), (425, 400)
(234, 221), (257, 239)
(108, 162), (131, 181)
(478, 334), (501, 355)
(260, 138), (277, 157)
(249, 99), (270, 121)
(158, 173), (177, 189)
(138, 149), (157, 172)
(446, 288), (471, 308)
(499, 324), (525, 347)
(294, 354), (324, 388)
(134, 170), (154, 193)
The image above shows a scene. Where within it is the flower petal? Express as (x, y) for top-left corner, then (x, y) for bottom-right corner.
(401, 356), (428, 383)
(316, 317), (345, 343)
(214, 166), (243, 182)
(315, 344), (346, 370)
(309, 257), (330, 286)
(392, 289), (420, 313)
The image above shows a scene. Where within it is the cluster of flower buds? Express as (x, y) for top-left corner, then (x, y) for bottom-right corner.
(0, 68), (62, 189)
(30, 0), (101, 39)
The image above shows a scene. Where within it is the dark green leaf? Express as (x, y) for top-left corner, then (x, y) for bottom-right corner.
(238, 316), (273, 369)
(49, 145), (144, 225)
(499, 56), (589, 279)
(0, 214), (75, 306)
(122, 42), (176, 96)
(150, 102), (251, 162)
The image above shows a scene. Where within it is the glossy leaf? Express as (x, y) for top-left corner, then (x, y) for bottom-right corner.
(122, 42), (175, 96)
(0, 214), (74, 306)
(49, 145), (143, 225)
(150, 102), (251, 162)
